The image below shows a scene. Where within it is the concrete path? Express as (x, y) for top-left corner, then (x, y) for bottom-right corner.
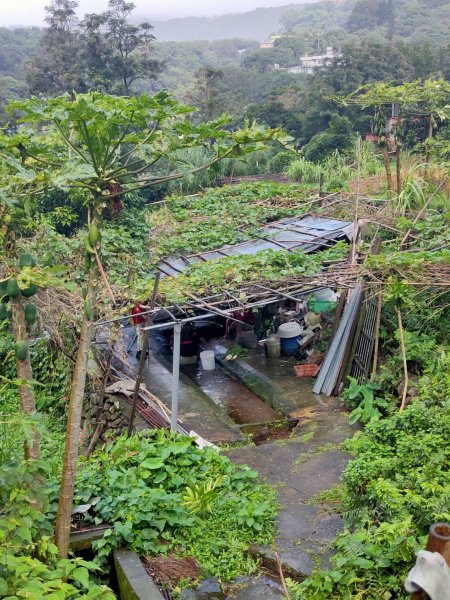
(226, 410), (355, 579)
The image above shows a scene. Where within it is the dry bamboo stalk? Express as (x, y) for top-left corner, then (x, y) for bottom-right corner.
(274, 552), (291, 600)
(94, 247), (116, 306)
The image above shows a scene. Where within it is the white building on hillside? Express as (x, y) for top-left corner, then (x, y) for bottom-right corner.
(274, 46), (341, 75)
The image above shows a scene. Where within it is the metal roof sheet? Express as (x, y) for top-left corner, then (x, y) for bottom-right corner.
(157, 215), (352, 277)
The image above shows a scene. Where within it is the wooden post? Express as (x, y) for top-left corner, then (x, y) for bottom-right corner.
(426, 523), (450, 565)
(319, 172), (324, 197)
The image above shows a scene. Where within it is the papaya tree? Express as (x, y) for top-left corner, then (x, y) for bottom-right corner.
(2, 91), (289, 558)
(0, 195), (60, 461)
(0, 205), (40, 460)
(0, 201), (68, 462)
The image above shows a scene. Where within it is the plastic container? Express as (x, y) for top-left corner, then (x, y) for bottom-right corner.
(281, 335), (302, 356)
(294, 363), (320, 378)
(308, 300), (336, 313)
(265, 335), (281, 359)
(237, 331), (258, 349)
(200, 350), (215, 370)
(278, 322), (302, 338)
(312, 288), (333, 302)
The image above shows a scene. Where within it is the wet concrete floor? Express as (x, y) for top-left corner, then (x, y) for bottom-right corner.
(181, 362), (281, 424)
(209, 339), (339, 417)
(141, 351), (243, 443)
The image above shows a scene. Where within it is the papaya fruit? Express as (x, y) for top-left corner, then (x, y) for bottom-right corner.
(18, 253), (37, 269)
(84, 252), (92, 270)
(0, 280), (8, 299)
(0, 304), (7, 320)
(15, 340), (28, 361)
(84, 300), (93, 321)
(6, 278), (21, 298)
(21, 283), (38, 298)
(88, 222), (100, 245)
(85, 238), (96, 255)
(24, 303), (37, 326)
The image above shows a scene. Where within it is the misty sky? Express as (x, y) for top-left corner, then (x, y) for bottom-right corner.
(2, 0), (302, 26)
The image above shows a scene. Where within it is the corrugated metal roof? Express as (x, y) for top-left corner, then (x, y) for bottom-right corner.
(158, 215), (352, 277)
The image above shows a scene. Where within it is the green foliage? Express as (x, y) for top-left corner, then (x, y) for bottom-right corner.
(74, 430), (277, 580)
(147, 182), (309, 260)
(142, 242), (349, 304)
(303, 115), (355, 162)
(286, 157), (321, 184)
(344, 402), (450, 527)
(0, 459), (114, 599)
(0, 386), (65, 467)
(182, 476), (225, 515)
(342, 378), (388, 424)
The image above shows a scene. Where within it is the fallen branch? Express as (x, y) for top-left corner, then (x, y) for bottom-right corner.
(274, 552), (291, 600)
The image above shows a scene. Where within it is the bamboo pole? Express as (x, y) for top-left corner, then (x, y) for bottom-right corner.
(382, 145), (393, 196)
(370, 289), (383, 380)
(274, 552), (291, 600)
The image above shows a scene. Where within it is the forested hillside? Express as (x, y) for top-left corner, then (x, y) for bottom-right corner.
(2, 0), (450, 154)
(149, 2), (316, 42)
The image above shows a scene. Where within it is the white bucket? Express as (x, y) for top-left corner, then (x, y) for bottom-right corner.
(200, 350), (215, 370)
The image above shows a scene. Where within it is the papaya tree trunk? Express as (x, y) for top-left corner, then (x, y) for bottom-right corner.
(55, 208), (101, 559)
(382, 144), (393, 196)
(11, 295), (39, 460)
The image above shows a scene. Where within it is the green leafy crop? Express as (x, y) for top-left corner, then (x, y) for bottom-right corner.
(74, 430), (277, 581)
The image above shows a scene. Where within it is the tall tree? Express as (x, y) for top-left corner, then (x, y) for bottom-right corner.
(25, 0), (84, 95)
(188, 67), (225, 121)
(82, 0), (162, 95)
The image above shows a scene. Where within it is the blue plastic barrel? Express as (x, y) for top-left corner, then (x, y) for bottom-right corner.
(280, 335), (302, 356)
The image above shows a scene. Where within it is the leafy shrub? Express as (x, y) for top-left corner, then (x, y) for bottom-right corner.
(74, 430), (277, 580)
(0, 460), (114, 599)
(268, 150), (297, 173)
(342, 378), (389, 424)
(302, 115), (354, 162)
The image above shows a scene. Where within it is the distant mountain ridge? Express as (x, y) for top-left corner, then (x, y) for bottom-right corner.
(147, 2), (317, 42)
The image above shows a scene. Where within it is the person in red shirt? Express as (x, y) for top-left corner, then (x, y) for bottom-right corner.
(131, 303), (148, 359)
(225, 308), (256, 339)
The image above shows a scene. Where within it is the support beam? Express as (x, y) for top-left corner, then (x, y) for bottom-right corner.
(171, 322), (182, 432)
